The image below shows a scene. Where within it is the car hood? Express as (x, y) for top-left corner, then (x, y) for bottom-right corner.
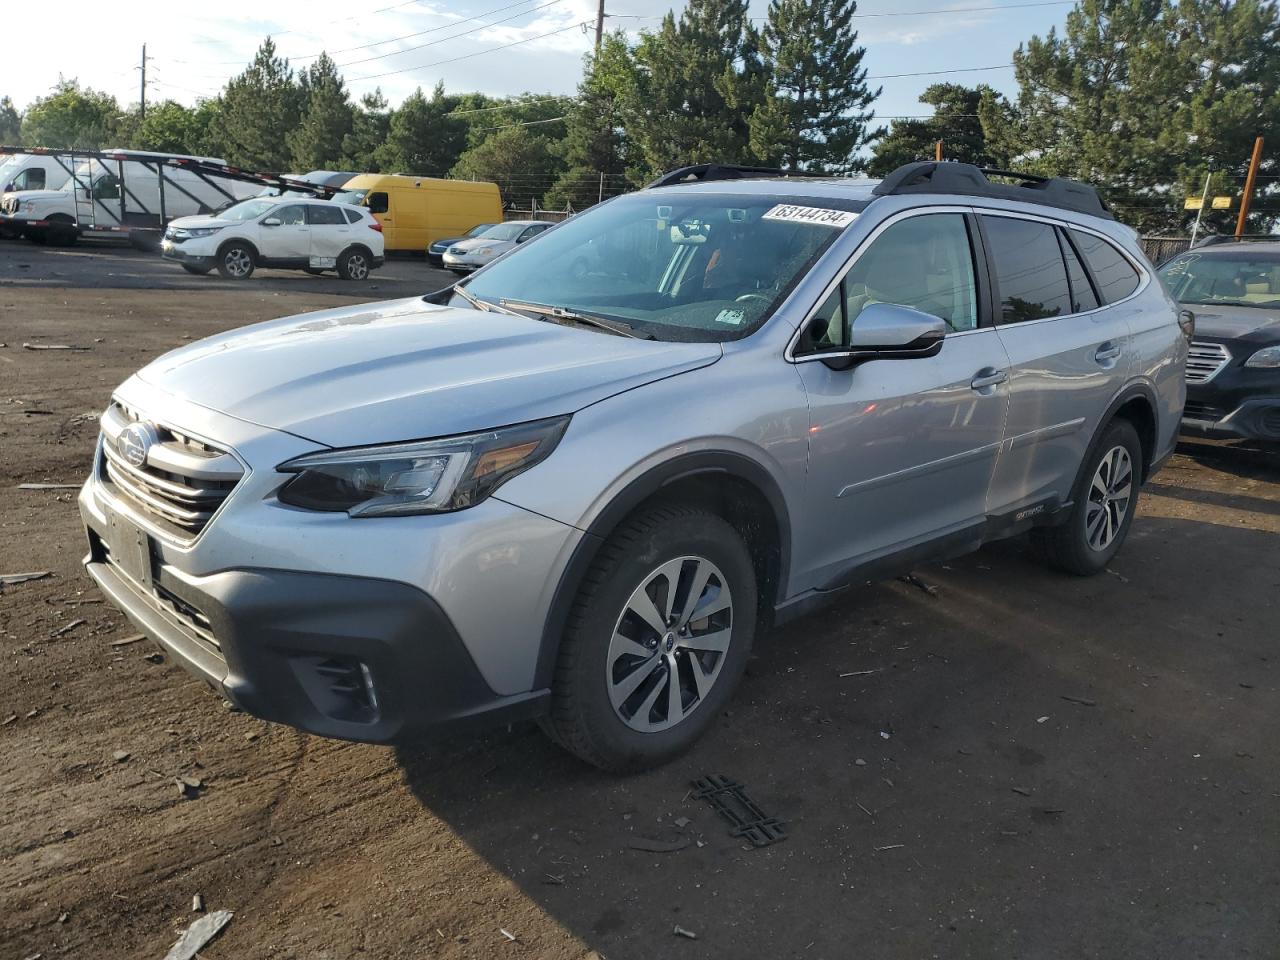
(3, 189), (68, 204)
(448, 237), (511, 253)
(134, 297), (721, 448)
(167, 214), (231, 230)
(1186, 303), (1280, 345)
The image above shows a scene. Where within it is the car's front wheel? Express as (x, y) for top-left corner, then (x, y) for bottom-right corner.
(1033, 417), (1142, 575)
(543, 504), (756, 771)
(216, 242), (255, 280)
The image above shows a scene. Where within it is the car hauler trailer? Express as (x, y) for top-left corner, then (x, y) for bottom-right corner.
(0, 147), (347, 247)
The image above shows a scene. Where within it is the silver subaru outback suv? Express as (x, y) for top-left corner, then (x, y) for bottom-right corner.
(80, 162), (1188, 770)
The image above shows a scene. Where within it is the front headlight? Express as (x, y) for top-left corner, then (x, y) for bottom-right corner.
(176, 226), (224, 239)
(474, 247), (493, 256)
(1244, 345), (1280, 369)
(276, 416), (570, 517)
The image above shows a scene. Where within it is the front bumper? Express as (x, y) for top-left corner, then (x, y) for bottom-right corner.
(1182, 344), (1280, 441)
(83, 540), (547, 741)
(161, 237), (217, 268)
(442, 252), (491, 271)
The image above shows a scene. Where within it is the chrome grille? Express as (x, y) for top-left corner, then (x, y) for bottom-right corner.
(1186, 341), (1231, 384)
(98, 402), (242, 541)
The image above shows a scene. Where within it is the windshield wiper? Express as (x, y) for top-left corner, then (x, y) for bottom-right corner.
(498, 299), (653, 339)
(452, 283), (523, 317)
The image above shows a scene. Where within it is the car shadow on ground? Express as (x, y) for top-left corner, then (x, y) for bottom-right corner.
(1175, 435), (1280, 481)
(393, 512), (1280, 959)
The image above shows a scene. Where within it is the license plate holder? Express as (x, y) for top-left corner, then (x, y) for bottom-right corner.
(106, 508), (153, 590)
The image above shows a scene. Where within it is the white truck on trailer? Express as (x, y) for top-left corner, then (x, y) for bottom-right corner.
(0, 149), (344, 248)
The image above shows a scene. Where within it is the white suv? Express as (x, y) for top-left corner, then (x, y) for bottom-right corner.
(161, 196), (385, 281)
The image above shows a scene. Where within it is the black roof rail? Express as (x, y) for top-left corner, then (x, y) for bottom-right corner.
(646, 163), (787, 189)
(872, 161), (1113, 220)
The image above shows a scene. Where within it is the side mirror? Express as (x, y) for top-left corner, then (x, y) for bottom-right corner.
(823, 303), (947, 370)
(262, 217), (282, 227)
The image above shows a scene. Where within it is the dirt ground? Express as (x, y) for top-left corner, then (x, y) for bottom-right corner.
(2, 240), (1278, 960)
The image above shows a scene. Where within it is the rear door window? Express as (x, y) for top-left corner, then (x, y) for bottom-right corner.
(307, 205), (345, 225)
(982, 215), (1072, 323)
(1058, 229), (1100, 313)
(343, 208), (361, 224)
(1069, 229), (1141, 303)
(367, 192), (389, 214)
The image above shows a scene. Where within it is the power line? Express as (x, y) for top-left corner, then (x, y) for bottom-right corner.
(866, 64), (1013, 80)
(349, 20), (589, 82)
(609, 0), (1072, 20)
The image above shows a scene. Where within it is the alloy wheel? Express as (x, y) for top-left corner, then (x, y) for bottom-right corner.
(606, 556), (733, 733)
(1085, 445), (1133, 551)
(346, 254), (368, 280)
(224, 248), (252, 278)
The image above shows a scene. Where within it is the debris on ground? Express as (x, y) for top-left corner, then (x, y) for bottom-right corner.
(1036, 716), (1050, 724)
(673, 925), (698, 940)
(1104, 568), (1130, 584)
(499, 928), (517, 942)
(1060, 695), (1097, 706)
(874, 843), (905, 851)
(57, 912), (69, 924)
(0, 571), (51, 585)
(1011, 786), (1032, 796)
(112, 750), (130, 763)
(49, 619), (86, 639)
(542, 874), (564, 886)
(1, 715), (16, 726)
(855, 758), (867, 766)
(163, 909), (233, 960)
(627, 836), (691, 853)
(673, 816), (691, 828)
(17, 483), (82, 490)
(838, 669), (879, 678)
(109, 635), (146, 648)
(21, 342), (91, 351)
(691, 774), (787, 847)
(898, 572), (939, 596)
(175, 776), (203, 800)
(144, 653), (165, 665)
(191, 893), (204, 913)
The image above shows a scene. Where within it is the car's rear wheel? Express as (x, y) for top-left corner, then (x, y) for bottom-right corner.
(337, 248), (370, 281)
(1033, 418), (1142, 575)
(543, 504), (756, 771)
(181, 264), (211, 275)
(216, 242), (255, 280)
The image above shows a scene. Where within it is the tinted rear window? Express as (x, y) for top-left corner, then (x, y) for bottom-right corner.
(308, 205), (345, 225)
(343, 208), (361, 224)
(1059, 229), (1100, 313)
(983, 216), (1072, 323)
(1070, 229), (1140, 303)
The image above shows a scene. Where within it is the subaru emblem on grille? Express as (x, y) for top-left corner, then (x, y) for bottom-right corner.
(118, 422), (158, 468)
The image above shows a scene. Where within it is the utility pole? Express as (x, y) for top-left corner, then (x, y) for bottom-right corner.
(1189, 169), (1211, 247)
(935, 141), (943, 162)
(1235, 136), (1264, 239)
(595, 0), (605, 51)
(139, 44), (147, 121)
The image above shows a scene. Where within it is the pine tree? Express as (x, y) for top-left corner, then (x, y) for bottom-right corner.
(289, 53), (355, 170)
(377, 83), (468, 176)
(211, 37), (303, 171)
(0, 96), (20, 144)
(341, 91), (390, 171)
(749, 0), (881, 174)
(545, 33), (634, 209)
(625, 0), (767, 176)
(868, 84), (1007, 176)
(451, 125), (560, 207)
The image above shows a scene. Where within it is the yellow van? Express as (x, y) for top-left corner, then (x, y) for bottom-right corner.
(332, 174), (502, 253)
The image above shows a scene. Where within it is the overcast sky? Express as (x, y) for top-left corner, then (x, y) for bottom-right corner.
(6, 0), (1074, 126)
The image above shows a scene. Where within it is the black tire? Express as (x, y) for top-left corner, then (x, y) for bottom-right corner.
(542, 504), (757, 771)
(47, 217), (78, 246)
(181, 264), (212, 276)
(1033, 418), (1142, 576)
(337, 247), (371, 281)
(26, 228), (48, 245)
(216, 242), (255, 280)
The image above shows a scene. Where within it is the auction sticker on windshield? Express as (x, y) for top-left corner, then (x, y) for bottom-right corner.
(762, 204), (859, 228)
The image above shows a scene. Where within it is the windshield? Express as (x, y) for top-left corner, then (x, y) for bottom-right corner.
(478, 222), (529, 242)
(1159, 250), (1280, 308)
(468, 223), (496, 237)
(217, 199), (277, 221)
(459, 193), (863, 341)
(331, 188), (368, 206)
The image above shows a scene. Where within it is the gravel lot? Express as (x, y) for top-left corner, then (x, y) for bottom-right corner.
(2, 237), (1278, 960)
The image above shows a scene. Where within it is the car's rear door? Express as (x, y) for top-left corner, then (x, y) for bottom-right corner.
(305, 203), (349, 267)
(792, 209), (1012, 588)
(981, 213), (1138, 515)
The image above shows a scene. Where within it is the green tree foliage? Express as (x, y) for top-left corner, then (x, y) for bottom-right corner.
(377, 83), (468, 175)
(624, 0), (767, 176)
(868, 84), (1010, 176)
(132, 100), (199, 153)
(20, 80), (119, 149)
(212, 38), (302, 171)
(341, 90), (390, 171)
(451, 125), (561, 207)
(992, 0), (1280, 232)
(0, 96), (22, 143)
(289, 53), (355, 170)
(749, 0), (881, 173)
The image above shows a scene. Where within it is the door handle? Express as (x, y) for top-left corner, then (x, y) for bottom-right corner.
(1095, 342), (1121, 363)
(970, 368), (1009, 391)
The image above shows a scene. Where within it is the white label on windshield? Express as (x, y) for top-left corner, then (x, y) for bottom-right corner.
(715, 308), (746, 326)
(761, 204), (859, 228)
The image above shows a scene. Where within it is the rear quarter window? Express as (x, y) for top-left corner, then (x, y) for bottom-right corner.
(1069, 229), (1141, 303)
